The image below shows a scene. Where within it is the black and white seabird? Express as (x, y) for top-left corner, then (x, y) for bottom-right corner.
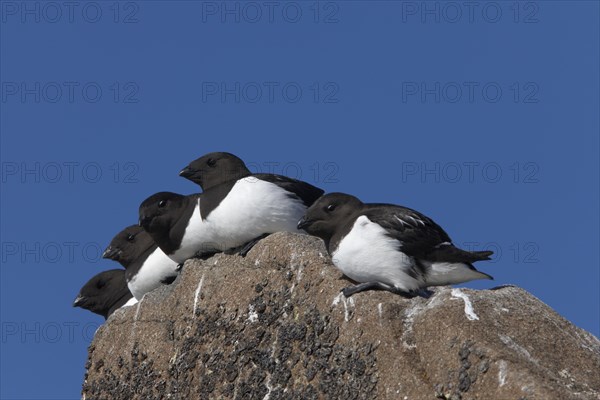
(73, 269), (137, 319)
(103, 225), (179, 300)
(138, 193), (217, 263)
(297, 193), (493, 297)
(178, 152), (324, 254)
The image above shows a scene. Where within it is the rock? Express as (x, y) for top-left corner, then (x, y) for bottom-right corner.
(82, 232), (600, 400)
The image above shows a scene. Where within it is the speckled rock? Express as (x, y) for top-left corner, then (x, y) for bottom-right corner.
(82, 232), (600, 400)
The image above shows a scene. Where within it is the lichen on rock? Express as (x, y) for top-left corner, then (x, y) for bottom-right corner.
(83, 232), (600, 400)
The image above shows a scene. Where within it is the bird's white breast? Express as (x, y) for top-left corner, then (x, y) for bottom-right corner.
(128, 247), (179, 300)
(332, 215), (423, 292)
(172, 198), (215, 263)
(204, 177), (307, 250)
(121, 297), (139, 308)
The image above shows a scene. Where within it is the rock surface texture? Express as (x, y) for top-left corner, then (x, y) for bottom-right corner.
(83, 233), (600, 400)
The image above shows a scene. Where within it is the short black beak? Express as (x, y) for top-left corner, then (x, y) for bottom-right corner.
(102, 245), (121, 260)
(73, 295), (85, 307)
(179, 166), (193, 178)
(139, 215), (150, 227)
(297, 217), (312, 230)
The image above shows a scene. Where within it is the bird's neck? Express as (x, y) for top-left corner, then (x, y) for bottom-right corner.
(203, 168), (251, 190)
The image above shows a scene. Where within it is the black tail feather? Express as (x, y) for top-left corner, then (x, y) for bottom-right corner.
(471, 250), (493, 261)
(427, 246), (494, 263)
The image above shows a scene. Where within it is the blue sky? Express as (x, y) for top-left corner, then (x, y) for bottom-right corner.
(1, 1), (598, 398)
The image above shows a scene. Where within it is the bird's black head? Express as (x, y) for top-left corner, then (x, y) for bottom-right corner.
(138, 192), (187, 234)
(103, 225), (155, 268)
(297, 192), (364, 242)
(179, 152), (251, 190)
(73, 269), (131, 319)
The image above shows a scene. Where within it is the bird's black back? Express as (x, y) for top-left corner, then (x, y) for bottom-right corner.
(254, 173), (324, 207)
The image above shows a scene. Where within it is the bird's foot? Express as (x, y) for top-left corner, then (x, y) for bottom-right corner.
(193, 250), (219, 260)
(415, 288), (434, 298)
(341, 282), (420, 298)
(160, 275), (178, 285)
(238, 233), (270, 257)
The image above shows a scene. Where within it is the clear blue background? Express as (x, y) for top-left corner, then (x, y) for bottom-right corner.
(1, 1), (598, 398)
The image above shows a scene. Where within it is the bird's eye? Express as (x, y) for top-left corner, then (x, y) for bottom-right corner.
(158, 200), (166, 208)
(126, 234), (135, 242)
(326, 204), (336, 212)
(96, 281), (105, 289)
(207, 158), (216, 167)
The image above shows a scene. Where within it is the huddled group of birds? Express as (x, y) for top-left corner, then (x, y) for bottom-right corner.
(73, 152), (494, 319)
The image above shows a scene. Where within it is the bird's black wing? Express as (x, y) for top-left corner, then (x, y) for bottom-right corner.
(364, 205), (492, 263)
(363, 204), (452, 258)
(254, 174), (324, 207)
